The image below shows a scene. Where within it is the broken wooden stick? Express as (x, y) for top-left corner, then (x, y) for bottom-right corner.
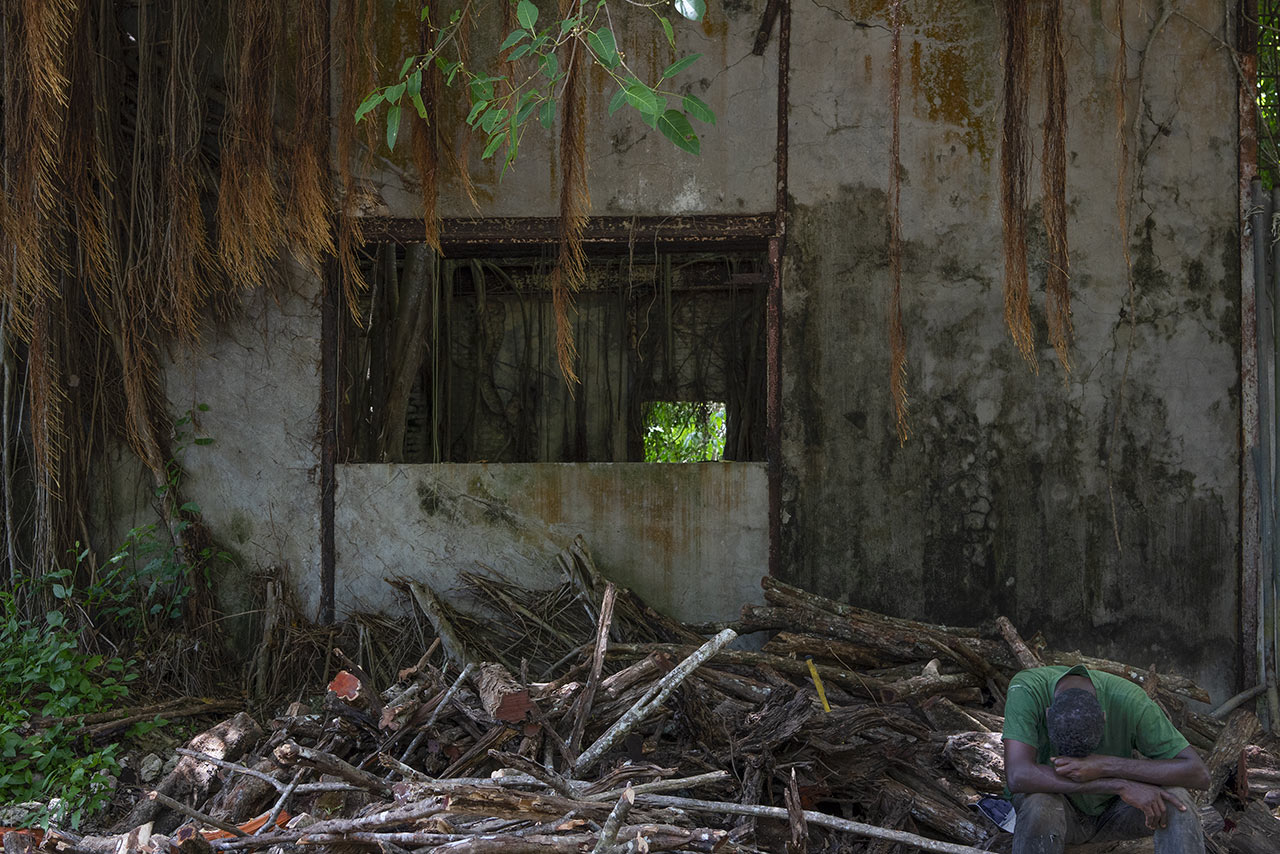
(569, 582), (616, 754)
(632, 794), (992, 854)
(147, 790), (245, 838)
(574, 628), (737, 774)
(591, 786), (634, 854)
(996, 616), (1042, 670)
(272, 741), (392, 796)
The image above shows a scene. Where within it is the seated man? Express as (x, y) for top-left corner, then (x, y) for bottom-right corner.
(1002, 664), (1210, 854)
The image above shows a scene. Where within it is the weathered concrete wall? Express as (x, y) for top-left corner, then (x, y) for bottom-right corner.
(114, 0), (1243, 703)
(335, 463), (768, 622)
(780, 0), (1240, 701)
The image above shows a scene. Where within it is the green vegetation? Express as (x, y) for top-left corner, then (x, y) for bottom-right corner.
(0, 589), (134, 829)
(0, 522), (207, 828)
(1260, 5), (1280, 186)
(358, 0), (716, 169)
(643, 401), (726, 462)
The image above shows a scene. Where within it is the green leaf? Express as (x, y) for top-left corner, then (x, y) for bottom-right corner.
(500, 29), (527, 51)
(386, 81), (406, 103)
(482, 133), (505, 159)
(410, 91), (428, 119)
(561, 17), (578, 36)
(196, 403), (210, 411)
(467, 99), (488, 125)
(659, 15), (675, 46)
(481, 106), (508, 133)
(386, 104), (402, 150)
(682, 93), (716, 124)
(657, 108), (699, 154)
(354, 91), (383, 123)
(608, 87), (627, 116)
(539, 99), (556, 129)
(399, 56), (415, 78)
(407, 69), (422, 99)
(586, 28), (619, 69)
(511, 43), (532, 60)
(661, 53), (702, 79)
(539, 51), (558, 80)
(517, 0), (538, 30)
(515, 94), (538, 125)
(673, 0), (705, 22)
(623, 79), (664, 116)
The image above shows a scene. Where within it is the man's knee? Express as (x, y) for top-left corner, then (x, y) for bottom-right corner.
(1013, 794), (1069, 854)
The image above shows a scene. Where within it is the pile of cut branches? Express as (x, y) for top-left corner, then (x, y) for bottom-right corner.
(7, 538), (1278, 854)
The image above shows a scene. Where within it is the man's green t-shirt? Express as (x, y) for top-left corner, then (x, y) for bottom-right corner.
(1001, 665), (1189, 815)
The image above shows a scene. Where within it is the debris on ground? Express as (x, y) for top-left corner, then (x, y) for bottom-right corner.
(4, 537), (1278, 854)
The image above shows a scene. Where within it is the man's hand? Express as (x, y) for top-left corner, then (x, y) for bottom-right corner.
(1051, 754), (1108, 783)
(1116, 781), (1188, 829)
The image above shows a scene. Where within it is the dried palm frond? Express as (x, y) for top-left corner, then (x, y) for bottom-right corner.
(551, 33), (589, 387)
(1042, 0), (1071, 374)
(888, 0), (909, 444)
(999, 0), (1035, 368)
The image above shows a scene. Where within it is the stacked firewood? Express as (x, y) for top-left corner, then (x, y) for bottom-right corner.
(7, 538), (1279, 854)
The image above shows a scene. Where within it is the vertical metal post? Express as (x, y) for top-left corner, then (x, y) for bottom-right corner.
(1241, 5), (1262, 691)
(320, 0), (336, 625)
(1253, 182), (1272, 714)
(767, 0), (790, 580)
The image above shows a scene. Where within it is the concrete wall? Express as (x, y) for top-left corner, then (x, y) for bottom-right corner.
(334, 463), (768, 622)
(780, 0), (1240, 701)
(136, 0), (1241, 702)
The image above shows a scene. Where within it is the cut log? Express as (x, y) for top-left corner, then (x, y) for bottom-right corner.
(943, 732), (1006, 793)
(996, 616), (1042, 670)
(111, 712), (263, 833)
(1197, 709), (1262, 806)
(474, 663), (533, 723)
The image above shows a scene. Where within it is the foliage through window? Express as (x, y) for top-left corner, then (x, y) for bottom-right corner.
(1260, 3), (1280, 186)
(643, 401), (726, 463)
(339, 247), (767, 464)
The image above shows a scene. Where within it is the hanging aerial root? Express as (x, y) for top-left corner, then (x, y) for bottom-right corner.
(888, 0), (909, 443)
(551, 26), (590, 388)
(286, 0), (335, 275)
(999, 0), (1035, 368)
(163, 0), (215, 341)
(2, 0), (76, 338)
(217, 0), (284, 290)
(412, 16), (442, 253)
(336, 0), (377, 318)
(1042, 0), (1071, 374)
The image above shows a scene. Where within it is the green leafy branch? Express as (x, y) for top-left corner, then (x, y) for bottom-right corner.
(355, 0), (717, 172)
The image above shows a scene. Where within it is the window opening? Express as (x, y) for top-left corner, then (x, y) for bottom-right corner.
(643, 401), (727, 462)
(338, 246), (767, 463)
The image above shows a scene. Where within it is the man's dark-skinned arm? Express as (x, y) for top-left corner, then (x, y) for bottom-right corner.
(1051, 746), (1210, 790)
(1003, 740), (1205, 830)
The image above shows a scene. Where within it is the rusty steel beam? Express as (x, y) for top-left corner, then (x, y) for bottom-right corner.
(359, 214), (776, 255)
(753, 0), (782, 55)
(767, 0), (790, 581)
(320, 0), (336, 626)
(1239, 8), (1260, 689)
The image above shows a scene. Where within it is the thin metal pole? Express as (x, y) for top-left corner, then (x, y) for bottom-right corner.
(767, 0), (789, 579)
(1252, 180), (1271, 714)
(319, 0), (336, 625)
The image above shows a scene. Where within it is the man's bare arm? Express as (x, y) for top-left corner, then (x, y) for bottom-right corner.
(1003, 739), (1191, 830)
(1051, 747), (1210, 790)
(1003, 739), (1128, 797)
